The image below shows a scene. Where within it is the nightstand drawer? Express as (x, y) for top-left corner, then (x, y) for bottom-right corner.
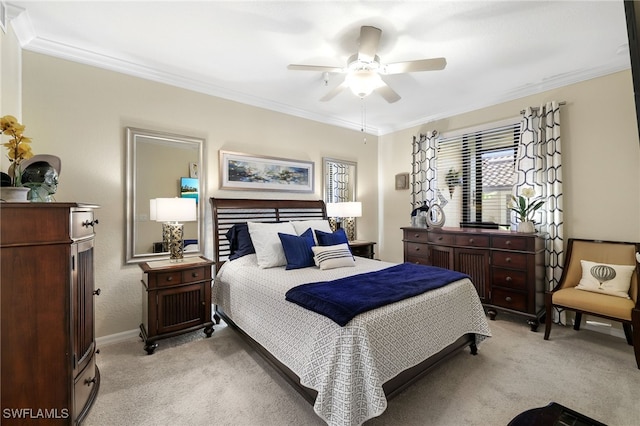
(455, 234), (490, 248)
(492, 288), (527, 311)
(182, 267), (207, 283)
(156, 271), (183, 287)
(492, 251), (528, 269)
(492, 268), (527, 290)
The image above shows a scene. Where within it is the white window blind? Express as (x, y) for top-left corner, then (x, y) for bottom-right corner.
(436, 121), (520, 228)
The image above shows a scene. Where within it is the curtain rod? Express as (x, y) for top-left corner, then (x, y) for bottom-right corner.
(520, 101), (566, 114)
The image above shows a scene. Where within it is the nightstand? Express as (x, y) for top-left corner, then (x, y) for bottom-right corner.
(349, 240), (376, 259)
(139, 256), (214, 354)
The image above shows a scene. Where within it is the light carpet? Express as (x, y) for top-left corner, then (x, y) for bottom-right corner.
(84, 313), (639, 426)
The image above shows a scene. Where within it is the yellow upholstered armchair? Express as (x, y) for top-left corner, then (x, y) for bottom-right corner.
(544, 238), (640, 368)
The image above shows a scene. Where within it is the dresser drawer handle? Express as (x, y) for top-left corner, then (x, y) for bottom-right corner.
(505, 257), (511, 263)
(437, 236), (443, 241)
(166, 276), (173, 281)
(505, 240), (511, 246)
(192, 272), (200, 278)
(414, 233), (420, 238)
(506, 276), (512, 282)
(505, 296), (512, 302)
(414, 247), (420, 252)
(85, 377), (97, 386)
(469, 238), (474, 243)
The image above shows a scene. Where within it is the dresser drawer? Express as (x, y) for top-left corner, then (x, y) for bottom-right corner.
(156, 271), (183, 287)
(491, 288), (527, 311)
(427, 232), (454, 245)
(454, 234), (490, 248)
(403, 229), (428, 243)
(492, 235), (529, 251)
(182, 266), (207, 284)
(406, 255), (429, 265)
(406, 242), (429, 260)
(74, 356), (97, 420)
(492, 251), (528, 269)
(492, 268), (527, 290)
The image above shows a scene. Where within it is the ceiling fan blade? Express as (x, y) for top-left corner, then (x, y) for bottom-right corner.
(288, 64), (344, 73)
(375, 83), (401, 103)
(357, 26), (382, 62)
(384, 58), (447, 74)
(320, 80), (348, 102)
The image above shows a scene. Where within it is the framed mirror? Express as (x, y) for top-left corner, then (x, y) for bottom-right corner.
(125, 127), (205, 264)
(323, 157), (357, 203)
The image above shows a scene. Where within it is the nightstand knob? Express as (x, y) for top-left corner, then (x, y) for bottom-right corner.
(505, 240), (511, 245)
(414, 247), (420, 252)
(414, 233), (420, 238)
(469, 238), (474, 243)
(93, 288), (101, 296)
(85, 377), (97, 386)
(166, 276), (173, 281)
(505, 296), (512, 302)
(192, 272), (199, 278)
(506, 276), (512, 282)
(505, 257), (511, 263)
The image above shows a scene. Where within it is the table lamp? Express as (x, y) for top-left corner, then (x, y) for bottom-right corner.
(150, 197), (197, 261)
(326, 201), (362, 241)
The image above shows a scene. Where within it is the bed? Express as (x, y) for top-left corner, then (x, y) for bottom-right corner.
(210, 197), (491, 426)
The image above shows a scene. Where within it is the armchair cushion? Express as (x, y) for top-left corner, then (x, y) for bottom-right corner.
(575, 260), (635, 299)
(553, 287), (635, 321)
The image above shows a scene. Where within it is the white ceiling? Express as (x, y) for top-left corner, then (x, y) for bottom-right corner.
(6, 1), (631, 135)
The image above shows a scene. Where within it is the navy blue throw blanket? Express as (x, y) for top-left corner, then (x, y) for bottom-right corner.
(285, 263), (469, 326)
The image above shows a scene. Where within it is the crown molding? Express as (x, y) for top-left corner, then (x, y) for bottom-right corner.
(378, 59), (630, 135)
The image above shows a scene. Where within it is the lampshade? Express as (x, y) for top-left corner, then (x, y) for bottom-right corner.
(151, 198), (197, 222)
(346, 70), (383, 98)
(326, 201), (362, 218)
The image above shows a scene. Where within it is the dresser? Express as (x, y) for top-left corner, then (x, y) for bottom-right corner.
(1, 203), (100, 424)
(402, 227), (545, 330)
(139, 257), (214, 354)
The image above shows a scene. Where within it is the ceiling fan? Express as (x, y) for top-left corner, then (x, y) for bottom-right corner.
(288, 25), (447, 103)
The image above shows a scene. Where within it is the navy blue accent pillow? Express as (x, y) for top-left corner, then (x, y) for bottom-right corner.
(278, 229), (315, 270)
(225, 223), (255, 260)
(315, 228), (349, 246)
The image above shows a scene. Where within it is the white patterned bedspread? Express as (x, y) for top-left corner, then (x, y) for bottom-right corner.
(213, 255), (491, 426)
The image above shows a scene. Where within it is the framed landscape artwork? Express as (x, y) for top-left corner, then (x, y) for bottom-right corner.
(219, 150), (314, 192)
(180, 177), (199, 203)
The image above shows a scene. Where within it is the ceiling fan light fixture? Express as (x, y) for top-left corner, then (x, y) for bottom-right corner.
(346, 70), (383, 98)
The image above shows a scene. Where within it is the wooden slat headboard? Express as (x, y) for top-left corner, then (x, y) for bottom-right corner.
(209, 197), (327, 266)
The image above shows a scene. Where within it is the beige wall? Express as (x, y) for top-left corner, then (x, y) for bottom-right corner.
(0, 21), (22, 127)
(20, 52), (379, 338)
(378, 70), (640, 264)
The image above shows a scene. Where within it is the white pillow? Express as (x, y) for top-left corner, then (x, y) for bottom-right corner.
(291, 220), (332, 243)
(247, 222), (296, 269)
(575, 260), (635, 299)
(311, 243), (355, 270)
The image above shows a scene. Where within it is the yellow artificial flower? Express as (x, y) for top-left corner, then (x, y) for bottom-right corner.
(1, 115), (34, 185)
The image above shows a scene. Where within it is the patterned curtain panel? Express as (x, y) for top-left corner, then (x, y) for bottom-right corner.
(513, 101), (564, 298)
(410, 130), (438, 209)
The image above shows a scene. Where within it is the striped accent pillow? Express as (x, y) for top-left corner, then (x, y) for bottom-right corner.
(312, 243), (355, 270)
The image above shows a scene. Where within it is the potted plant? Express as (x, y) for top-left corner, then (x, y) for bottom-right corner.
(1, 115), (33, 201)
(508, 187), (545, 233)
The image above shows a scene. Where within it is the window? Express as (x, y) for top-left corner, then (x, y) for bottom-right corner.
(436, 121), (520, 228)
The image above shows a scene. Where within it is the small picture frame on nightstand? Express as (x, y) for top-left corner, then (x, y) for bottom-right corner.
(395, 173), (409, 190)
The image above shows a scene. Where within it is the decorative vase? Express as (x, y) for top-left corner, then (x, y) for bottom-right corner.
(517, 221), (535, 233)
(1, 186), (31, 202)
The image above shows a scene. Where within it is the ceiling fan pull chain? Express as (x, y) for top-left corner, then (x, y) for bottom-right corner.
(361, 100), (367, 144)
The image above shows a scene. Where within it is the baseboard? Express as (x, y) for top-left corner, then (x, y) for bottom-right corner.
(582, 320), (626, 339)
(96, 328), (140, 346)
